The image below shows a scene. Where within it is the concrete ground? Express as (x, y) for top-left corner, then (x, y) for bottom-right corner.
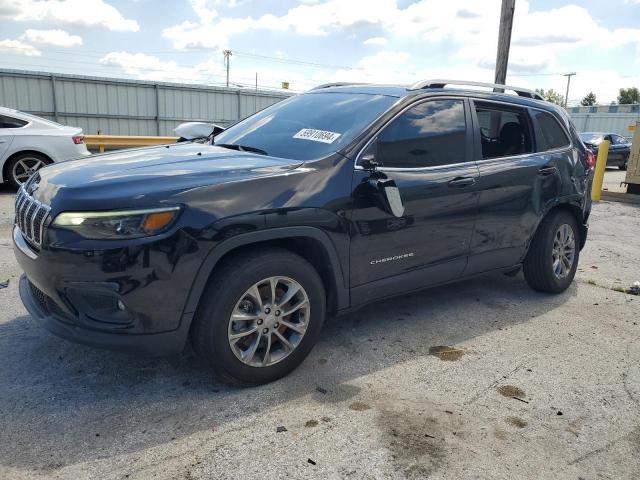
(602, 168), (628, 194)
(0, 175), (639, 480)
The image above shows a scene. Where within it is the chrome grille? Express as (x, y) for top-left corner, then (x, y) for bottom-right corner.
(14, 186), (51, 248)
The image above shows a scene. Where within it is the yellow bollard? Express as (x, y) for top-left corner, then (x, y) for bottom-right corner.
(591, 139), (609, 201)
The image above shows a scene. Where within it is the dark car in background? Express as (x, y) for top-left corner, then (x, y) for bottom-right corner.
(14, 80), (593, 385)
(579, 132), (631, 170)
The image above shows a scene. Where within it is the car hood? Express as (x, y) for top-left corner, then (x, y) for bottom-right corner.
(31, 142), (303, 208)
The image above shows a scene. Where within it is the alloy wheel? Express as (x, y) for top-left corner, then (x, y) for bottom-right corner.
(12, 157), (46, 185)
(551, 223), (576, 279)
(227, 276), (310, 367)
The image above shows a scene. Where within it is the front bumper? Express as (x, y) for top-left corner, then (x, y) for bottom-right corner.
(19, 275), (188, 356)
(13, 225), (198, 356)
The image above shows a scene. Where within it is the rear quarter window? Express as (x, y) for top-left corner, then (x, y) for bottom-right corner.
(532, 110), (570, 151)
(0, 115), (28, 129)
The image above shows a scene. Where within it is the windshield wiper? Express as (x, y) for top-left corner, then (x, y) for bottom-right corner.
(215, 143), (268, 156)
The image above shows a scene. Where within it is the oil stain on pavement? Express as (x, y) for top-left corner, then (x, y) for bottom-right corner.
(497, 385), (526, 398)
(428, 346), (465, 361)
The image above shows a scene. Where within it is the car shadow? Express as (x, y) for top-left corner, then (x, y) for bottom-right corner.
(0, 183), (16, 194)
(0, 272), (576, 471)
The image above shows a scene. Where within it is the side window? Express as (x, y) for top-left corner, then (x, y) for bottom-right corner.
(375, 99), (467, 168)
(474, 103), (533, 159)
(0, 115), (27, 129)
(531, 110), (570, 151)
(613, 135), (627, 145)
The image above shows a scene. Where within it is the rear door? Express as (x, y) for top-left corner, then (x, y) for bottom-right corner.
(349, 97), (480, 304)
(465, 101), (565, 275)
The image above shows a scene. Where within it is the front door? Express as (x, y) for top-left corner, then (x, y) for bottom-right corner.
(349, 98), (479, 306)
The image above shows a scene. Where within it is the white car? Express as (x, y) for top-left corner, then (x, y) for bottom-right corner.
(0, 107), (91, 188)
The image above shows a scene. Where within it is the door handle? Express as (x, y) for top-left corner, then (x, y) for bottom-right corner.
(448, 177), (476, 188)
(538, 166), (557, 176)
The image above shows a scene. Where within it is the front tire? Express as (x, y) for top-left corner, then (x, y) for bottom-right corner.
(190, 247), (326, 386)
(523, 210), (580, 293)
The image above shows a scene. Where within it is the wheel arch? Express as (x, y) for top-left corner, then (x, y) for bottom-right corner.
(2, 150), (53, 183)
(182, 227), (349, 324)
(528, 200), (587, 254)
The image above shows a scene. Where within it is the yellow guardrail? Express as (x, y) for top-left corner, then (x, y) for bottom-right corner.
(84, 135), (178, 153)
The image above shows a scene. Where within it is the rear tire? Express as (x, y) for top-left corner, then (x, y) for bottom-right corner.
(190, 247), (326, 386)
(6, 152), (50, 189)
(619, 156), (628, 171)
(523, 210), (580, 293)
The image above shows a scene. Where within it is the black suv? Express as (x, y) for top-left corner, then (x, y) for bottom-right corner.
(13, 80), (592, 385)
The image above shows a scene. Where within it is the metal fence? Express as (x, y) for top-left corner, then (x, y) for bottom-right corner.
(0, 69), (292, 136)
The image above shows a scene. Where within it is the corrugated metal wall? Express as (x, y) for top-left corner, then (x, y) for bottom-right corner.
(567, 105), (640, 138)
(0, 69), (292, 136)
(568, 113), (639, 139)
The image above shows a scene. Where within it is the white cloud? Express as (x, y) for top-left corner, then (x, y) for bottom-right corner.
(189, 0), (219, 24)
(164, 0), (399, 49)
(0, 39), (41, 56)
(21, 29), (82, 47)
(363, 37), (388, 46)
(18, 0), (632, 103)
(1, 0), (139, 32)
(100, 52), (227, 83)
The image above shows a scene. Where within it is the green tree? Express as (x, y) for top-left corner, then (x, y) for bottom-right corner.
(535, 88), (565, 106)
(618, 87), (640, 104)
(580, 91), (597, 106)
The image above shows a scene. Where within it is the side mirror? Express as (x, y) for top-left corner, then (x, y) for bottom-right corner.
(359, 140), (380, 171)
(174, 122), (225, 141)
(360, 153), (379, 171)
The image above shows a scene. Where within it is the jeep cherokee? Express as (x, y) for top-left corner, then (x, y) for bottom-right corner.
(13, 80), (593, 385)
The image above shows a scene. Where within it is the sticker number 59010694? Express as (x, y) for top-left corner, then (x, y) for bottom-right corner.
(293, 128), (341, 144)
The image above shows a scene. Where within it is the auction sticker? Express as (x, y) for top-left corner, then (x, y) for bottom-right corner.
(293, 128), (341, 144)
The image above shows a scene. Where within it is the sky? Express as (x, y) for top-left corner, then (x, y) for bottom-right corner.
(0, 0), (639, 105)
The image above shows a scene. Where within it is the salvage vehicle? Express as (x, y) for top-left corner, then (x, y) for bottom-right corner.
(14, 80), (593, 385)
(579, 131), (631, 170)
(0, 107), (90, 188)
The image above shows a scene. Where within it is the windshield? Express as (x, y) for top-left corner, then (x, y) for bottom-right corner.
(213, 92), (398, 161)
(579, 133), (603, 144)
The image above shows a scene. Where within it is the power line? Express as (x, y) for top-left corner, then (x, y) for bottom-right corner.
(509, 72), (566, 77)
(0, 43), (359, 71)
(232, 50), (356, 70)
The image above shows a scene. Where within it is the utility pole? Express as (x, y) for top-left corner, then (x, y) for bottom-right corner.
(563, 72), (576, 108)
(494, 0), (515, 88)
(223, 50), (232, 87)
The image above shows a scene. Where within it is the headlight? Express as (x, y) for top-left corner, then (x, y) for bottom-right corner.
(52, 206), (181, 239)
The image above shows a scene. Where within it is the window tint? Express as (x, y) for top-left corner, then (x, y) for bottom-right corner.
(531, 110), (570, 151)
(474, 103), (532, 159)
(374, 99), (467, 168)
(0, 115), (27, 129)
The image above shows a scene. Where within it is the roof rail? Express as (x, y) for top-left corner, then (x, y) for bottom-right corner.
(310, 82), (368, 91)
(408, 79), (544, 100)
